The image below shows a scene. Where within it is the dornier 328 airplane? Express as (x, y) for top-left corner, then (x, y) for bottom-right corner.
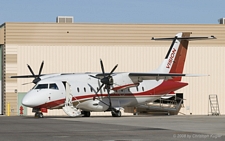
(11, 32), (216, 118)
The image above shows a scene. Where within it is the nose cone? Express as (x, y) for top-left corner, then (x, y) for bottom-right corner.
(22, 91), (44, 107)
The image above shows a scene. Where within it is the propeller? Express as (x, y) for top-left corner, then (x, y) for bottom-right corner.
(28, 61), (44, 84)
(89, 59), (118, 112)
(11, 61), (44, 84)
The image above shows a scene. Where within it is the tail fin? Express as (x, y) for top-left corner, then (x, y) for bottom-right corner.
(152, 32), (215, 81)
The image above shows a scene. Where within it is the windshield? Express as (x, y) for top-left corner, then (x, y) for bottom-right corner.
(49, 83), (59, 90)
(35, 84), (48, 89)
(34, 83), (59, 90)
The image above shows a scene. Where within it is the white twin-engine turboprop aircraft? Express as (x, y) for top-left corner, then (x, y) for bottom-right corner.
(11, 32), (216, 118)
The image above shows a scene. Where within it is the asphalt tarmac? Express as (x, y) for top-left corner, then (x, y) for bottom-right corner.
(0, 115), (224, 141)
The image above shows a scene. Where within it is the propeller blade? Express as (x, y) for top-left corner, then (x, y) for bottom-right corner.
(27, 64), (35, 76)
(11, 75), (39, 78)
(38, 61), (44, 76)
(87, 84), (99, 100)
(106, 86), (112, 108)
(22, 82), (33, 85)
(88, 83), (98, 95)
(109, 64), (118, 76)
(89, 75), (99, 79)
(87, 83), (110, 106)
(96, 83), (104, 94)
(100, 59), (105, 77)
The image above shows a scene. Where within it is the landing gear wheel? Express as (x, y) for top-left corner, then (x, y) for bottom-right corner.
(82, 111), (91, 117)
(39, 113), (44, 118)
(34, 113), (38, 118)
(111, 110), (121, 117)
(34, 112), (44, 118)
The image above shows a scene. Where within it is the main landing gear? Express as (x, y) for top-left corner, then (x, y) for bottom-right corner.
(34, 111), (44, 118)
(111, 110), (121, 117)
(81, 111), (91, 117)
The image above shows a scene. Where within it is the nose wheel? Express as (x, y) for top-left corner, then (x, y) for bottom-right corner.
(34, 112), (44, 118)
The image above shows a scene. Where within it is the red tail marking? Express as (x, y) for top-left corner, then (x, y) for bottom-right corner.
(169, 32), (191, 81)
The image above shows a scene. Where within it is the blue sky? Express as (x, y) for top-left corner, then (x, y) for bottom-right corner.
(0, 0), (225, 24)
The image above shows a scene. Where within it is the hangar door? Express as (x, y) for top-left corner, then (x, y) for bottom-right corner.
(0, 46), (2, 115)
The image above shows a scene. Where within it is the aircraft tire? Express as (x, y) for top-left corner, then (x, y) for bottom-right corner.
(82, 111), (91, 117)
(111, 111), (121, 117)
(39, 113), (44, 118)
(34, 113), (38, 118)
(34, 112), (44, 118)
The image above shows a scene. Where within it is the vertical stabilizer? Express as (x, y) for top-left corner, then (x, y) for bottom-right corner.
(153, 32), (191, 81)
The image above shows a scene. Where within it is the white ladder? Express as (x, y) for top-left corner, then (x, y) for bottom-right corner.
(62, 82), (81, 117)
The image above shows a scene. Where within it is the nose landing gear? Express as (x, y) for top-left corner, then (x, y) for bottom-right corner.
(34, 111), (44, 118)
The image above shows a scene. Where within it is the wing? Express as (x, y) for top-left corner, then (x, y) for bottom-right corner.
(91, 72), (207, 91)
(11, 75), (42, 78)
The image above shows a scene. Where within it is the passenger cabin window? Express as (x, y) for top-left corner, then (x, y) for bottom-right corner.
(49, 83), (59, 90)
(136, 87), (139, 92)
(35, 84), (48, 89)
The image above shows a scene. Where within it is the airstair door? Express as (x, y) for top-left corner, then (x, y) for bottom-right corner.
(62, 82), (81, 117)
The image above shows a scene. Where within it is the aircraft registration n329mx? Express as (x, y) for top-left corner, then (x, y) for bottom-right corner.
(11, 32), (216, 118)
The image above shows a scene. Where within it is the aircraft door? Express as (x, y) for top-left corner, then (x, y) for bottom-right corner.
(47, 82), (65, 104)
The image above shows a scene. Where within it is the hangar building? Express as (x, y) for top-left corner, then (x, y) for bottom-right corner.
(0, 17), (225, 116)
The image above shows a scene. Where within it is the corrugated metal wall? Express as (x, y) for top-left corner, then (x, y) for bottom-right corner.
(3, 22), (225, 115)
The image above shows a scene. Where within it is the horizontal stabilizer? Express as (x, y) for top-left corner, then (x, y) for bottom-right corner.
(152, 36), (216, 41)
(185, 74), (209, 77)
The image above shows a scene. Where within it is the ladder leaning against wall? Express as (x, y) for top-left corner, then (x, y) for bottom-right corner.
(208, 94), (220, 116)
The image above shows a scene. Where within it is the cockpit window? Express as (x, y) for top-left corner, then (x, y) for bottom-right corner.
(35, 84), (48, 89)
(49, 83), (59, 90)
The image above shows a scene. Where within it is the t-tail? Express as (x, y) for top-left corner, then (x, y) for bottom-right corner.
(152, 32), (216, 81)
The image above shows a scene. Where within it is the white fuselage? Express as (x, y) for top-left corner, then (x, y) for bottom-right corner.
(22, 73), (187, 112)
